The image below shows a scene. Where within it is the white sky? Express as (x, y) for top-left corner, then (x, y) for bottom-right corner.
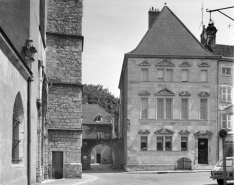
(82, 0), (234, 97)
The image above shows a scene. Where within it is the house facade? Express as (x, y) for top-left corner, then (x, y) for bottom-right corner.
(118, 6), (220, 171)
(82, 104), (114, 164)
(0, 0), (47, 184)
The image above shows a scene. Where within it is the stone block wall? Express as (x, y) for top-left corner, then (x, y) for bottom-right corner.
(47, 84), (82, 129)
(83, 125), (112, 139)
(47, 0), (83, 35)
(46, 35), (82, 82)
(47, 130), (82, 178)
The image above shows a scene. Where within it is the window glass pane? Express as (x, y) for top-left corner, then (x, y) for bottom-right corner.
(181, 99), (188, 119)
(182, 69), (188, 82)
(166, 99), (172, 119)
(157, 99), (164, 119)
(157, 69), (164, 81)
(141, 136), (147, 150)
(166, 69), (173, 82)
(141, 98), (148, 119)
(165, 137), (172, 151)
(201, 70), (207, 82)
(157, 137), (163, 151)
(227, 87), (232, 101)
(181, 137), (187, 151)
(222, 87), (227, 101)
(200, 99), (207, 119)
(141, 69), (148, 81)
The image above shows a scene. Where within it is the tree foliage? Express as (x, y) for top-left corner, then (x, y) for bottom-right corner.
(82, 84), (119, 117)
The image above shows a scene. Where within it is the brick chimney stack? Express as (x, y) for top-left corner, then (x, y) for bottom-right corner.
(148, 7), (160, 29)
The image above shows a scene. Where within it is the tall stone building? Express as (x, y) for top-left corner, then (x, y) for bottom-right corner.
(45, 0), (84, 179)
(0, 0), (47, 184)
(118, 6), (220, 171)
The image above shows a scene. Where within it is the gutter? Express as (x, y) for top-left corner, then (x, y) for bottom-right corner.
(27, 77), (32, 185)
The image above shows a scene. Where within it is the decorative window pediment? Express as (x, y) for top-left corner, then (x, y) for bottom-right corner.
(179, 62), (191, 67)
(139, 61), (151, 66)
(138, 129), (150, 134)
(198, 62), (210, 67)
(179, 91), (191, 97)
(155, 60), (175, 67)
(179, 130), (190, 136)
(138, 90), (151, 96)
(194, 130), (213, 137)
(198, 91), (210, 97)
(154, 88), (175, 96)
(154, 128), (174, 135)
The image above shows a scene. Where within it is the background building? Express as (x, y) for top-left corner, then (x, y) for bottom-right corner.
(118, 6), (220, 171)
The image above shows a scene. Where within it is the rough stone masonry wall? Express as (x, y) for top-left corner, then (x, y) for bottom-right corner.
(47, 84), (82, 129)
(47, 130), (82, 178)
(47, 0), (83, 35)
(46, 35), (82, 83)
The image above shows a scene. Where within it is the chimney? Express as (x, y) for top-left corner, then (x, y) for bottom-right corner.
(148, 7), (160, 29)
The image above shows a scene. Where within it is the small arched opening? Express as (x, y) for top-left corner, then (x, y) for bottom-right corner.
(177, 157), (192, 170)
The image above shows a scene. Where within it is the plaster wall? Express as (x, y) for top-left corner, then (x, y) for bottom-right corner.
(0, 49), (28, 185)
(124, 57), (218, 171)
(83, 125), (112, 139)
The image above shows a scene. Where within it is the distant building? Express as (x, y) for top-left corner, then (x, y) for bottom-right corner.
(118, 6), (220, 171)
(201, 24), (234, 158)
(82, 104), (114, 164)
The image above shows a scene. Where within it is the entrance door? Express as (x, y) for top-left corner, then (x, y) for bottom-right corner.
(96, 154), (101, 163)
(198, 139), (208, 164)
(52, 151), (63, 179)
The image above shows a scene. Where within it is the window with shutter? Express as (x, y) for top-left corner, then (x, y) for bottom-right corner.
(181, 69), (188, 82)
(157, 99), (164, 119)
(157, 69), (164, 81)
(200, 70), (207, 82)
(141, 69), (148, 81)
(166, 69), (173, 82)
(141, 98), (148, 119)
(200, 99), (207, 119)
(181, 99), (188, 119)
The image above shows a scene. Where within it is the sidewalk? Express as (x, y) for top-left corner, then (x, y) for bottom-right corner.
(36, 174), (97, 185)
(125, 169), (211, 174)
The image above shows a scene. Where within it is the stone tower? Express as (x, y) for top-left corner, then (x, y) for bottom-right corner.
(45, 0), (83, 178)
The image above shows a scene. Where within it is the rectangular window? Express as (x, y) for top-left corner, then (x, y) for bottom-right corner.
(157, 98), (164, 119)
(181, 99), (188, 119)
(157, 69), (164, 81)
(222, 67), (231, 75)
(141, 136), (148, 151)
(225, 141), (234, 157)
(181, 137), (187, 151)
(222, 86), (232, 102)
(141, 98), (148, 119)
(200, 70), (208, 82)
(165, 99), (172, 119)
(141, 69), (148, 81)
(200, 99), (207, 120)
(165, 137), (172, 151)
(165, 69), (173, 82)
(222, 114), (233, 129)
(157, 137), (163, 151)
(97, 133), (102, 139)
(181, 69), (188, 82)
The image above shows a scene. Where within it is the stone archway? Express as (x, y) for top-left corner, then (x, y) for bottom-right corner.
(82, 139), (124, 170)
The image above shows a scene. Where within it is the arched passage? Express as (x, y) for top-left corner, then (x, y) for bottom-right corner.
(82, 139), (123, 170)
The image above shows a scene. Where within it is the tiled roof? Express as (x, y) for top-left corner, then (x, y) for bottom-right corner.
(213, 44), (234, 58)
(82, 104), (112, 125)
(128, 6), (216, 57)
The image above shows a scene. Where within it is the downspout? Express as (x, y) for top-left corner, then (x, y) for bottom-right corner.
(27, 77), (32, 185)
(217, 57), (221, 161)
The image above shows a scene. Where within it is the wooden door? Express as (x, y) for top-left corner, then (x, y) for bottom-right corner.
(52, 151), (63, 179)
(198, 139), (208, 164)
(96, 154), (101, 163)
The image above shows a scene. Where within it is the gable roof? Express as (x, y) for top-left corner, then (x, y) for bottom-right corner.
(128, 6), (216, 57)
(82, 104), (112, 125)
(213, 44), (234, 58)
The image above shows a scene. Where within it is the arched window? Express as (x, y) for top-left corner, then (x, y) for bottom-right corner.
(12, 92), (24, 164)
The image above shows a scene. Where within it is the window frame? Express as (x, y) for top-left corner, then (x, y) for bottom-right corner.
(157, 98), (173, 119)
(181, 99), (189, 119)
(141, 98), (148, 119)
(157, 68), (173, 82)
(181, 69), (189, 82)
(200, 70), (208, 82)
(141, 68), (149, 81)
(156, 136), (173, 151)
(12, 118), (20, 163)
(221, 86), (232, 102)
(221, 114), (233, 129)
(141, 136), (148, 151)
(222, 67), (232, 76)
(200, 99), (208, 120)
(181, 137), (188, 151)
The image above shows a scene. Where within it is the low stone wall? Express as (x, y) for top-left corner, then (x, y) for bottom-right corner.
(124, 164), (175, 171)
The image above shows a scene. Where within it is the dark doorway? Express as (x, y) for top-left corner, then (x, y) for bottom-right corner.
(52, 151), (63, 179)
(198, 139), (208, 164)
(96, 154), (101, 163)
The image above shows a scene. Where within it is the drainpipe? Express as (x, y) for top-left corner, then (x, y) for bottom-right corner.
(27, 77), (32, 185)
(217, 57), (221, 161)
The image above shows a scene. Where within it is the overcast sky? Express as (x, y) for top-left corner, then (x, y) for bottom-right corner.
(82, 0), (234, 97)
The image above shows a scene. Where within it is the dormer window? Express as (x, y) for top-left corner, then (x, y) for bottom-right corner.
(95, 114), (102, 122)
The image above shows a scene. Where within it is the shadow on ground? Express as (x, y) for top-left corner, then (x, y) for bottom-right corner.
(83, 163), (125, 173)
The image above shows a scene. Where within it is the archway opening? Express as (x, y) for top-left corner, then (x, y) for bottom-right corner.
(90, 144), (113, 171)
